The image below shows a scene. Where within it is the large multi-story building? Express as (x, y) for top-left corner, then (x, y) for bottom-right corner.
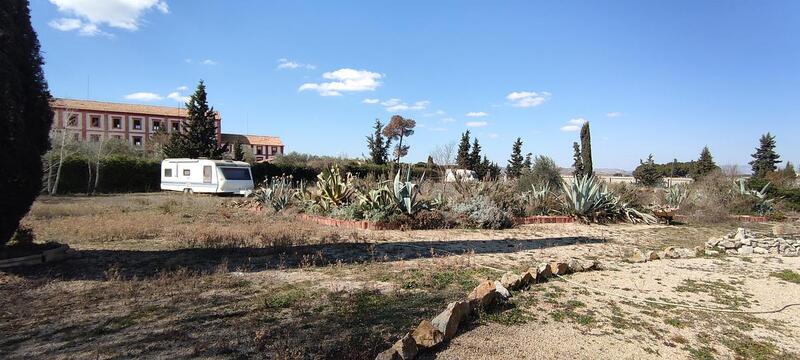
(50, 98), (222, 147)
(221, 134), (285, 162)
(49, 98), (283, 161)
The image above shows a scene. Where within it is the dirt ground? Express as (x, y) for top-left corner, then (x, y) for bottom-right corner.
(2, 193), (799, 359)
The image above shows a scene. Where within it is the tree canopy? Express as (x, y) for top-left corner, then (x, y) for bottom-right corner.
(163, 80), (227, 159)
(366, 119), (391, 165)
(749, 133), (781, 179)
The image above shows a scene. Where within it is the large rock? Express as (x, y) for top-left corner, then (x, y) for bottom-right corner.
(734, 228), (748, 241)
(467, 280), (498, 310)
(536, 263), (552, 279)
(431, 301), (470, 340)
(567, 259), (584, 273)
(664, 246), (678, 258)
(629, 249), (647, 263)
(500, 272), (522, 290)
(411, 320), (444, 349)
(494, 281), (511, 299)
(520, 270), (535, 287)
(719, 240), (736, 249)
(376, 333), (418, 360)
(753, 247), (768, 254)
(738, 246), (754, 255)
(674, 248), (695, 258)
(646, 251), (660, 261)
(706, 238), (720, 248)
(548, 261), (568, 275)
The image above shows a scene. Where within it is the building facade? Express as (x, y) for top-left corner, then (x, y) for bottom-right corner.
(221, 133), (285, 162)
(49, 98), (222, 147)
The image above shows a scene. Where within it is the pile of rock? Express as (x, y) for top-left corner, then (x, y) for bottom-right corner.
(376, 259), (599, 360)
(628, 246), (697, 263)
(706, 228), (799, 257)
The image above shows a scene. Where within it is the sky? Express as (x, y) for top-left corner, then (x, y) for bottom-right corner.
(30, 0), (800, 171)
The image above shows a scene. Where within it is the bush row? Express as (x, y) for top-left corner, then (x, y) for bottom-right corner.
(251, 162), (433, 184)
(49, 157), (160, 194)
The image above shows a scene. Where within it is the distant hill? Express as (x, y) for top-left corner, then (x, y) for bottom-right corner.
(559, 168), (631, 176)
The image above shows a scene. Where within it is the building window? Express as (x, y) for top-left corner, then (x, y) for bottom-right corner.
(164, 169), (172, 177)
(67, 114), (78, 127)
(89, 134), (101, 142)
(112, 117), (122, 129)
(256, 146), (263, 155)
(132, 136), (142, 147)
(73, 133), (79, 141)
(90, 115), (101, 128)
(152, 120), (161, 131)
(113, 135), (122, 140)
(272, 146), (278, 154)
(172, 122), (180, 132)
(183, 169), (191, 176)
(133, 118), (142, 130)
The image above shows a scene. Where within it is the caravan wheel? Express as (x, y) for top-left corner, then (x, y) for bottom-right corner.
(183, 188), (194, 194)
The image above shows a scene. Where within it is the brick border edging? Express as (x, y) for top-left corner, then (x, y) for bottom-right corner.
(515, 215), (575, 224)
(0, 244), (71, 269)
(672, 214), (769, 223)
(299, 214), (576, 230)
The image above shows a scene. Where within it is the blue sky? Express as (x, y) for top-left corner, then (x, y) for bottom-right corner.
(31, 0), (800, 170)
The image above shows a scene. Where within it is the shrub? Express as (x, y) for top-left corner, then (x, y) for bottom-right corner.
(49, 156), (160, 194)
(452, 195), (514, 229)
(517, 155), (563, 193)
(329, 203), (363, 220)
(411, 209), (452, 229)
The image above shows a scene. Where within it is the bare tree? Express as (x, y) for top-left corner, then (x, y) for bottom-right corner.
(431, 141), (456, 193)
(46, 109), (80, 194)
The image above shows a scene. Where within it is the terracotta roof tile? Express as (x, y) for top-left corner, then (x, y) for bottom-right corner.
(50, 98), (220, 119)
(221, 133), (283, 146)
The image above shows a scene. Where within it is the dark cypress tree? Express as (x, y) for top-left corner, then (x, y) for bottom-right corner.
(164, 80), (227, 159)
(468, 138), (481, 170)
(232, 140), (245, 161)
(366, 119), (390, 164)
(488, 161), (502, 180)
(476, 156), (491, 180)
(749, 133), (781, 179)
(523, 152), (533, 170)
(507, 137), (524, 178)
(1, 0), (54, 246)
(571, 142), (584, 178)
(456, 130), (471, 169)
(633, 154), (663, 187)
(693, 146), (718, 179)
(580, 122), (593, 177)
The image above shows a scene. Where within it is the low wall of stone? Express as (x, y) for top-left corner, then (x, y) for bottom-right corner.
(705, 228), (799, 257)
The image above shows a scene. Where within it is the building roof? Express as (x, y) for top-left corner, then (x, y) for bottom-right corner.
(221, 133), (283, 146)
(50, 98), (221, 119)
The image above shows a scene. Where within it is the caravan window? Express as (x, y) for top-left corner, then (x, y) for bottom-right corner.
(203, 166), (212, 183)
(220, 167), (251, 180)
(164, 168), (172, 177)
(183, 169), (190, 176)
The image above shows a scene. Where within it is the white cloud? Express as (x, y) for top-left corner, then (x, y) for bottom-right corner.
(380, 98), (402, 107)
(606, 111), (622, 118)
(166, 91), (190, 104)
(506, 91), (551, 108)
(48, 0), (168, 36)
(466, 121), (488, 128)
(560, 117), (587, 132)
(299, 68), (382, 96)
(201, 59), (217, 65)
(466, 111), (488, 117)
(277, 58), (316, 70)
(176, 85), (188, 91)
(124, 92), (162, 102)
(384, 100), (429, 112)
(362, 98), (380, 104)
(424, 110), (446, 117)
(488, 133), (499, 139)
(441, 117), (456, 123)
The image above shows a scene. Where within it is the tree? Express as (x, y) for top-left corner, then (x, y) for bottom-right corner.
(530, 155), (562, 189)
(633, 154), (663, 187)
(476, 156), (491, 180)
(456, 130), (471, 169)
(571, 142), (584, 178)
(382, 115), (416, 164)
(232, 140), (245, 161)
(468, 138), (482, 170)
(692, 146), (718, 179)
(366, 119), (391, 165)
(431, 141), (456, 192)
(749, 133), (781, 179)
(1, 0), (54, 246)
(784, 162), (796, 180)
(487, 161), (502, 180)
(523, 153), (533, 170)
(580, 122), (593, 177)
(507, 137), (524, 178)
(163, 80), (227, 159)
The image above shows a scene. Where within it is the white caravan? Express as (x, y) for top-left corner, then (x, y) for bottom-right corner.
(160, 158), (254, 195)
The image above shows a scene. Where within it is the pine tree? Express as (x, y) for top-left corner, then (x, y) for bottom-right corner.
(232, 140), (245, 161)
(1, 0), (54, 246)
(507, 137), (524, 178)
(476, 156), (491, 180)
(523, 153), (533, 170)
(784, 162), (796, 180)
(693, 146), (718, 179)
(456, 130), (471, 169)
(382, 115), (416, 164)
(488, 161), (502, 180)
(633, 154), (663, 187)
(749, 133), (781, 179)
(468, 138), (481, 170)
(366, 119), (391, 164)
(571, 142), (584, 178)
(580, 122), (593, 177)
(163, 80), (227, 159)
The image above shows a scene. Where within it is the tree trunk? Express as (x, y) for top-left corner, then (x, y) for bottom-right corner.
(45, 151), (53, 194)
(395, 135), (404, 165)
(93, 158), (101, 194)
(51, 129), (67, 194)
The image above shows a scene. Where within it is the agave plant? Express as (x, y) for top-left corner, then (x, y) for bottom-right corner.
(316, 164), (353, 207)
(523, 183), (551, 203)
(393, 165), (427, 215)
(737, 179), (774, 215)
(254, 176), (294, 212)
(562, 176), (656, 224)
(356, 182), (395, 212)
(664, 184), (689, 207)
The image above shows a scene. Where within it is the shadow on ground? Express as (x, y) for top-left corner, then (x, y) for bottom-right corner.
(3, 236), (604, 280)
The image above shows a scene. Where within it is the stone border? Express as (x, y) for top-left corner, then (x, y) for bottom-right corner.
(515, 215), (575, 225)
(376, 258), (600, 360)
(672, 214), (769, 223)
(298, 214), (400, 230)
(705, 228), (799, 257)
(0, 244), (71, 269)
